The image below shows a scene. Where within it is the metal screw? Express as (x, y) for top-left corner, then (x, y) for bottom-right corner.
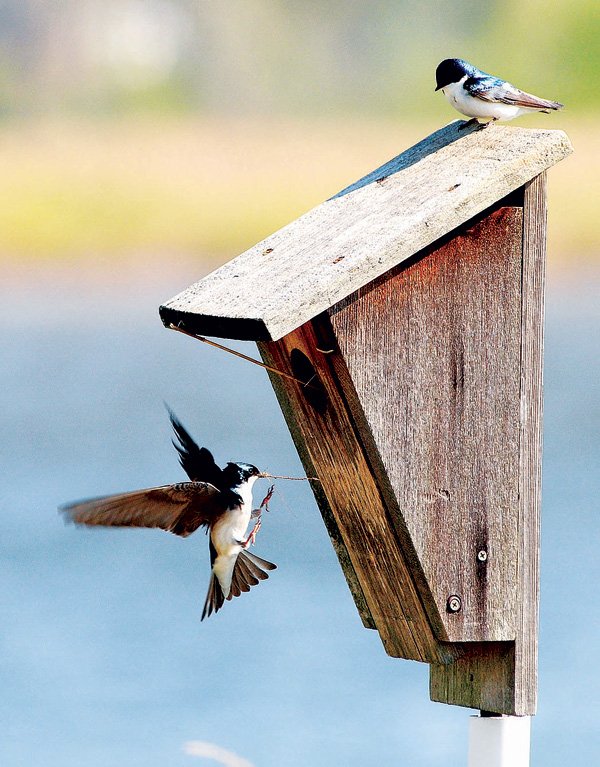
(447, 595), (462, 613)
(477, 550), (488, 562)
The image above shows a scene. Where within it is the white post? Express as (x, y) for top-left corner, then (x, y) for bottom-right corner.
(468, 714), (531, 767)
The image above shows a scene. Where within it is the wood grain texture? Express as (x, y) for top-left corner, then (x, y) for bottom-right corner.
(257, 340), (376, 631)
(329, 206), (523, 644)
(429, 175), (546, 714)
(430, 642), (516, 714)
(514, 172), (546, 714)
(160, 124), (571, 341)
(259, 324), (460, 664)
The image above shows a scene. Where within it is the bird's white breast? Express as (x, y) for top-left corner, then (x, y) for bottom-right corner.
(210, 478), (256, 555)
(210, 478), (258, 598)
(442, 76), (522, 121)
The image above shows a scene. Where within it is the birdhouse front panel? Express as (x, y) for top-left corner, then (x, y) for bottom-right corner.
(328, 203), (523, 644)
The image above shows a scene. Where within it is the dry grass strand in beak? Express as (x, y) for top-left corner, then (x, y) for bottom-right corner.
(259, 473), (320, 481)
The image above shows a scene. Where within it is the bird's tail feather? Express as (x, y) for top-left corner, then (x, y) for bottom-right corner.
(202, 550), (277, 619)
(227, 550), (277, 603)
(540, 101), (564, 114)
(201, 572), (225, 621)
(242, 550), (277, 572)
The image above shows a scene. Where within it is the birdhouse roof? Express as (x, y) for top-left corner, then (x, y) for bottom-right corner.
(160, 122), (572, 342)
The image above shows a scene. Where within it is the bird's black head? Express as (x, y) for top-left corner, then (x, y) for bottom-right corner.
(435, 58), (474, 90)
(221, 462), (261, 489)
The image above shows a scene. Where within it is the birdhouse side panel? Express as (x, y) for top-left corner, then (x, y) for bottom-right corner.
(256, 344), (377, 632)
(258, 325), (457, 665)
(514, 172), (546, 714)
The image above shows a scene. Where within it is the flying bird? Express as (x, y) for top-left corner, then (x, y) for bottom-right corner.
(435, 58), (563, 129)
(61, 410), (277, 620)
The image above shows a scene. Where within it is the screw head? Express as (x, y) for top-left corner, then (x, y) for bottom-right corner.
(477, 550), (488, 562)
(447, 595), (462, 613)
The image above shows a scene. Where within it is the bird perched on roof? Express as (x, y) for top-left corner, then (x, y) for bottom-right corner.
(435, 58), (563, 130)
(61, 409), (277, 620)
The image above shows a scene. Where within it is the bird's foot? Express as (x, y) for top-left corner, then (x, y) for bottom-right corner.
(242, 517), (262, 548)
(458, 118), (477, 131)
(260, 484), (275, 512)
(252, 484), (275, 518)
(458, 118), (488, 132)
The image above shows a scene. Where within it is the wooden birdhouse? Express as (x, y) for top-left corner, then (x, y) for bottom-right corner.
(160, 122), (572, 716)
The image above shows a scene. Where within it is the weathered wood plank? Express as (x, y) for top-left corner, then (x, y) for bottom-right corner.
(160, 124), (571, 342)
(429, 174), (546, 715)
(257, 339), (376, 631)
(329, 205), (523, 643)
(430, 643), (516, 713)
(514, 172), (546, 714)
(259, 323), (459, 664)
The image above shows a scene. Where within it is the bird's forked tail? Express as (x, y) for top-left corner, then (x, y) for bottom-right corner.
(201, 550), (276, 621)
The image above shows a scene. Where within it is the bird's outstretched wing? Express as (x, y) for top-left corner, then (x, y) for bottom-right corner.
(167, 407), (225, 486)
(464, 76), (563, 112)
(61, 482), (222, 537)
(201, 548), (277, 620)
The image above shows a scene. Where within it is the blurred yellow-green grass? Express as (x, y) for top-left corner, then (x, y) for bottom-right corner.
(0, 116), (597, 267)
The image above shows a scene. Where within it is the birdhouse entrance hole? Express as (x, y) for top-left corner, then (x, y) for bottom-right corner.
(289, 349), (328, 413)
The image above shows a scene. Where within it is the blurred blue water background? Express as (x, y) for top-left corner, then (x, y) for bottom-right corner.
(1, 261), (598, 766)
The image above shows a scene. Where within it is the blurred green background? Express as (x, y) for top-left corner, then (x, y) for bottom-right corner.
(0, 0), (598, 267)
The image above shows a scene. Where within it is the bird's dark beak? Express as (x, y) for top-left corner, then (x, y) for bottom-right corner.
(435, 84), (442, 91)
